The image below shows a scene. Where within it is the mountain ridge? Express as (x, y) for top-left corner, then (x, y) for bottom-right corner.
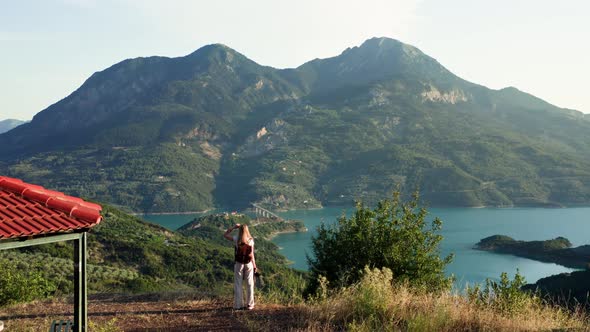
(0, 119), (27, 134)
(2, 37), (590, 212)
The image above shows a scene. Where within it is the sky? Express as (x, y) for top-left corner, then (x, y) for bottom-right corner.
(1, 0), (588, 120)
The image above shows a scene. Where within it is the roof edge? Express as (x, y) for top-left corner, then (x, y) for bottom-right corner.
(0, 176), (102, 225)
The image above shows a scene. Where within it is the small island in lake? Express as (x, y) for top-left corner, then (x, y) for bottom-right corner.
(474, 235), (590, 269)
(177, 212), (307, 242)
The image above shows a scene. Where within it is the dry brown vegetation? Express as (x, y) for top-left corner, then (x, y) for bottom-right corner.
(304, 285), (589, 331)
(302, 268), (590, 332)
(0, 292), (309, 332)
(0, 293), (248, 331)
(1, 280), (588, 332)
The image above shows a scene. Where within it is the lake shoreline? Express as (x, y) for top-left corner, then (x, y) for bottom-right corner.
(134, 209), (213, 216)
(266, 227), (309, 240)
(143, 206), (588, 286)
(134, 202), (590, 216)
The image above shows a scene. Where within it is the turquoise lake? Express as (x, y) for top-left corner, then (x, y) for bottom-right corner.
(142, 207), (590, 289)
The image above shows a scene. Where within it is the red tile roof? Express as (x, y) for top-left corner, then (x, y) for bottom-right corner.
(0, 176), (102, 239)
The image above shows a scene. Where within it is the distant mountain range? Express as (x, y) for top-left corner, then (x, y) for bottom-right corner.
(0, 119), (27, 134)
(2, 37), (590, 212)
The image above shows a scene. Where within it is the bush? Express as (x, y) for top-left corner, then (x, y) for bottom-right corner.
(347, 267), (394, 323)
(259, 270), (307, 305)
(467, 270), (535, 316)
(307, 192), (453, 294)
(0, 261), (56, 306)
(123, 276), (170, 293)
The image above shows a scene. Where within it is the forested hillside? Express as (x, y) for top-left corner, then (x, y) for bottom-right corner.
(2, 38), (590, 212)
(0, 205), (304, 304)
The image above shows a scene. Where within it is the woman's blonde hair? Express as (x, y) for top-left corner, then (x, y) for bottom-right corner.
(238, 224), (252, 245)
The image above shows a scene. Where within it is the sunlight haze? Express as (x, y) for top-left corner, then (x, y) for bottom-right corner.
(1, 0), (588, 120)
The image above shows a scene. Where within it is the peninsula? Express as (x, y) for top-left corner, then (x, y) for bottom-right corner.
(474, 235), (590, 269)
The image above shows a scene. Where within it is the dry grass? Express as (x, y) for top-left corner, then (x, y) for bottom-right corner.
(300, 268), (590, 332)
(0, 278), (588, 331)
(0, 293), (250, 331)
(0, 293), (310, 331)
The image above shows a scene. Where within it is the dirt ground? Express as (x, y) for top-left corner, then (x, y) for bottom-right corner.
(0, 293), (307, 331)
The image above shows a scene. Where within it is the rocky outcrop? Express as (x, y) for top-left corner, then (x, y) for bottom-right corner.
(421, 85), (468, 104)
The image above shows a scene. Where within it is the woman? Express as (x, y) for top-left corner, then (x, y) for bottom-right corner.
(224, 223), (257, 310)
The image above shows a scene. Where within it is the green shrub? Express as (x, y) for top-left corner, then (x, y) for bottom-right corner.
(259, 270), (307, 305)
(307, 192), (453, 294)
(467, 270), (535, 316)
(0, 261), (56, 306)
(123, 276), (169, 293)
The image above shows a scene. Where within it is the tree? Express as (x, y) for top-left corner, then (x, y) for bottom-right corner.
(307, 192), (453, 293)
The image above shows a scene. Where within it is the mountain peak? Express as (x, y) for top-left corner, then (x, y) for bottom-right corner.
(353, 37), (424, 59)
(360, 36), (402, 47)
(187, 43), (240, 60)
(197, 43), (234, 52)
(183, 43), (262, 72)
(297, 36), (451, 91)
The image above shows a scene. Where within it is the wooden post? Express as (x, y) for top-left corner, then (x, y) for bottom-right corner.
(74, 232), (88, 332)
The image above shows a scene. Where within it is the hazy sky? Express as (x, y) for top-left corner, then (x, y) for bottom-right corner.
(1, 0), (588, 120)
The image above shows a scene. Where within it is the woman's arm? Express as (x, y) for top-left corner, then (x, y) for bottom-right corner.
(223, 223), (240, 241)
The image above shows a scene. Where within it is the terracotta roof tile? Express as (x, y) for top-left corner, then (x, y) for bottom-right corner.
(0, 176), (102, 239)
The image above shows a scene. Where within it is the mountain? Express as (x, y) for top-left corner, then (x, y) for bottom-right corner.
(0, 119), (27, 134)
(2, 37), (590, 212)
